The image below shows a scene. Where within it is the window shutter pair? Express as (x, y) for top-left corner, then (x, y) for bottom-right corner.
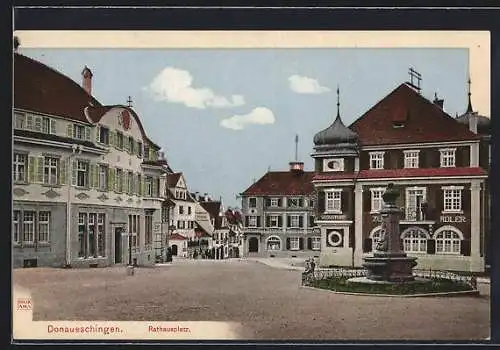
(108, 168), (115, 191)
(59, 160), (67, 185)
(71, 160), (78, 186)
(363, 238), (372, 253)
(50, 119), (57, 134)
(66, 124), (73, 138)
(298, 216), (304, 228)
(137, 175), (142, 196)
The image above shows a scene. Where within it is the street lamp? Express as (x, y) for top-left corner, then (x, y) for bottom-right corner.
(66, 144), (83, 267)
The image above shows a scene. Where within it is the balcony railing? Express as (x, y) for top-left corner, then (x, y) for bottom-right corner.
(401, 206), (435, 223)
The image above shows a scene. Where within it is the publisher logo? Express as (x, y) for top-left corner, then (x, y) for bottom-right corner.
(16, 298), (32, 311)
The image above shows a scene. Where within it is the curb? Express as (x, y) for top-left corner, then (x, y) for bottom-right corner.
(300, 285), (480, 298)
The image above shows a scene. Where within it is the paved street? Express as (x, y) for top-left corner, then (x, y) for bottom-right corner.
(13, 259), (490, 340)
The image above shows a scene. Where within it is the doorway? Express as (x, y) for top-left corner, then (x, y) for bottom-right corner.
(114, 228), (122, 263)
(248, 237), (259, 253)
(171, 244), (178, 256)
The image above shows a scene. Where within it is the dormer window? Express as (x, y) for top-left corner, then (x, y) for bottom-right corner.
(73, 124), (85, 140)
(248, 197), (257, 208)
(369, 152), (384, 169)
(440, 148), (456, 168)
(404, 150), (420, 169)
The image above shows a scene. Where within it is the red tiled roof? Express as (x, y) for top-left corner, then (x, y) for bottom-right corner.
(14, 53), (102, 123)
(167, 173), (182, 187)
(349, 84), (481, 146)
(313, 167), (487, 181)
(312, 172), (356, 181)
(242, 171), (315, 196)
(169, 233), (186, 240)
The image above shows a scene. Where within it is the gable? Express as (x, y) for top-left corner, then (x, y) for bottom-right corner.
(177, 175), (187, 189)
(349, 84), (480, 146)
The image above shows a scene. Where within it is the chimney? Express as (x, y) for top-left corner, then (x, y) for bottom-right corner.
(81, 66), (93, 95)
(204, 193), (209, 202)
(289, 161), (304, 173)
(469, 112), (478, 134)
(433, 93), (444, 109)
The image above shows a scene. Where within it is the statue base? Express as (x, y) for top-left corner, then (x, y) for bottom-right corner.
(362, 253), (418, 283)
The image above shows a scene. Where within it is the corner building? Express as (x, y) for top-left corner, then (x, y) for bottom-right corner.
(13, 53), (167, 268)
(311, 83), (490, 272)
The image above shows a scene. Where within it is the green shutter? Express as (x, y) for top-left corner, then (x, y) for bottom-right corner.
(137, 175), (142, 196)
(37, 157), (44, 183)
(50, 119), (57, 134)
(59, 159), (67, 185)
(96, 125), (101, 143)
(149, 149), (154, 161)
(109, 131), (115, 147)
(108, 167), (114, 191)
(72, 160), (77, 186)
(142, 178), (146, 197)
(66, 124), (73, 138)
(152, 178), (158, 198)
(85, 127), (91, 141)
(28, 156), (36, 183)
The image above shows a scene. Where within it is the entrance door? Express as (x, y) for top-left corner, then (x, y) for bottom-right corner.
(172, 244), (178, 256)
(114, 228), (122, 263)
(248, 237), (259, 253)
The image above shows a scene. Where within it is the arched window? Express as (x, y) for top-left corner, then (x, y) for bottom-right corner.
(401, 227), (429, 253)
(267, 236), (281, 251)
(434, 226), (463, 254)
(370, 226), (383, 251)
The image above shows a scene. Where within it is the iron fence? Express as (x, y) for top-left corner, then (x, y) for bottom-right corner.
(301, 267), (478, 289)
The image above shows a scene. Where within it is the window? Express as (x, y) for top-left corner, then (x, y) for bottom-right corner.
(15, 113), (25, 129)
(443, 186), (463, 212)
(78, 213), (86, 257)
(287, 198), (300, 208)
(311, 237), (321, 250)
(404, 150), (420, 169)
(440, 148), (456, 167)
(13, 153), (27, 183)
(99, 126), (109, 145)
(435, 228), (462, 254)
(128, 137), (135, 154)
(188, 206), (192, 215)
(325, 190), (342, 213)
(145, 212), (153, 246)
(249, 197), (257, 208)
(97, 214), (105, 257)
(401, 228), (427, 253)
(369, 152), (385, 169)
(248, 216), (257, 227)
(370, 188), (385, 213)
(290, 237), (300, 250)
(99, 165), (108, 191)
(74, 124), (85, 140)
(267, 236), (281, 251)
(42, 117), (50, 134)
(13, 210), (20, 244)
(269, 215), (279, 227)
(144, 145), (150, 160)
(75, 161), (89, 187)
(38, 212), (50, 243)
(116, 131), (124, 149)
(270, 198), (279, 207)
(290, 215), (300, 228)
(137, 141), (143, 157)
(128, 214), (139, 249)
(145, 177), (153, 197)
(26, 115), (33, 130)
(23, 211), (35, 244)
(88, 213), (97, 258)
(179, 206), (184, 215)
(405, 187), (427, 221)
(43, 157), (59, 185)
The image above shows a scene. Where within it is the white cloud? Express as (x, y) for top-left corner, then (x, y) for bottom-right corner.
(288, 74), (331, 94)
(220, 107), (275, 130)
(145, 67), (245, 109)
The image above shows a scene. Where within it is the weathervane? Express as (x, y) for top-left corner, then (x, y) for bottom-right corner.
(336, 85), (340, 118)
(127, 96), (133, 108)
(466, 77), (473, 113)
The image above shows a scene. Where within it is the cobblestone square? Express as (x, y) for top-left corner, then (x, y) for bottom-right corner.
(13, 259), (490, 340)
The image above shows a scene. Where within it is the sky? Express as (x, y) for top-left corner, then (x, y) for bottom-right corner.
(19, 47), (471, 208)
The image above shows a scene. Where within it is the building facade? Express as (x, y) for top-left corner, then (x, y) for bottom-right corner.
(240, 162), (321, 259)
(13, 53), (168, 268)
(311, 82), (490, 272)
